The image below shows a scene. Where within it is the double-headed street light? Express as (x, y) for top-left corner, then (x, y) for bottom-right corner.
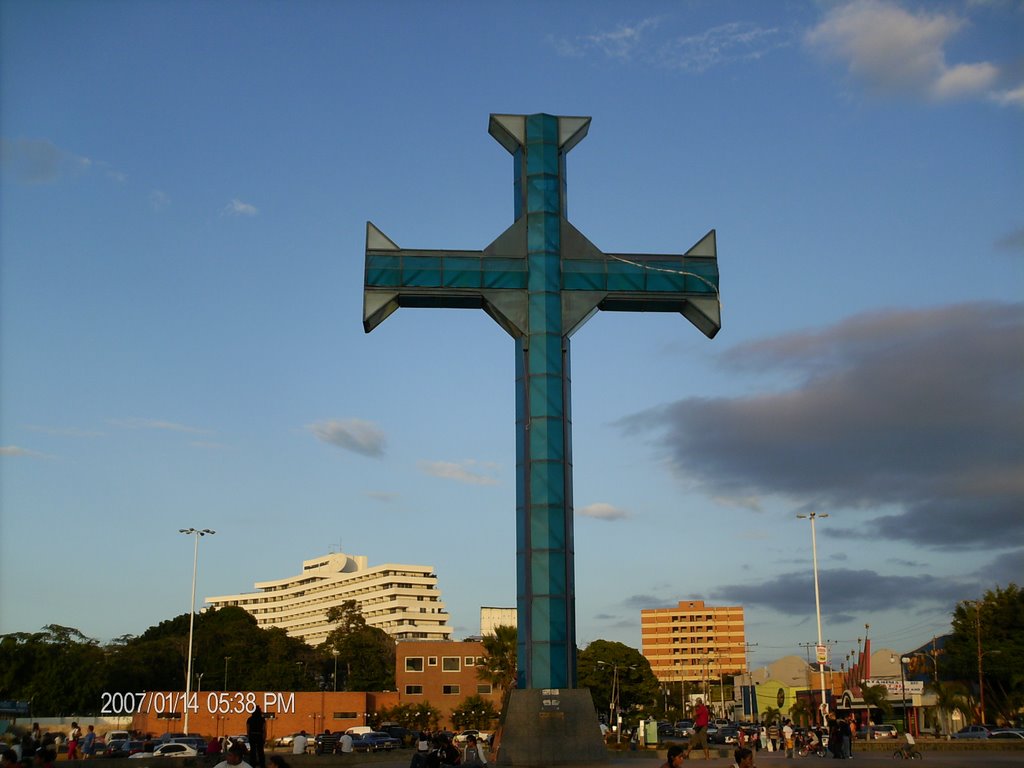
(179, 527), (215, 734)
(796, 511), (829, 722)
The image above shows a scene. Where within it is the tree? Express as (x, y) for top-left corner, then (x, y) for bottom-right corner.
(761, 706), (780, 725)
(378, 701), (442, 732)
(928, 680), (969, 737)
(860, 684), (893, 723)
(0, 626), (107, 715)
(944, 584), (1024, 724)
(319, 600), (394, 691)
(788, 697), (812, 727)
(450, 695), (499, 731)
(477, 625), (517, 718)
(577, 640), (660, 722)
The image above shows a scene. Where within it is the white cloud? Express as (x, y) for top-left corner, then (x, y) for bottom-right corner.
(805, 0), (1000, 102)
(992, 83), (1024, 108)
(224, 198), (258, 217)
(583, 17), (661, 60)
(365, 491), (399, 503)
(1, 138), (88, 184)
(25, 425), (104, 438)
(110, 418), (212, 435)
(308, 418), (386, 458)
(931, 61), (999, 99)
(577, 502), (630, 521)
(151, 190), (170, 211)
(418, 459), (499, 486)
(1, 445), (43, 457)
(658, 22), (785, 73)
(551, 18), (785, 73)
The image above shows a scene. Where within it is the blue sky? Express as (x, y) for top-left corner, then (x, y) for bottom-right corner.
(1, 0), (1021, 673)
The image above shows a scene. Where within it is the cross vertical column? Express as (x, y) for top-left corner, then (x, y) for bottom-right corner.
(514, 114), (575, 689)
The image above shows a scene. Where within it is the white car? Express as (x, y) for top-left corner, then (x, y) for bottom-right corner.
(129, 743), (198, 758)
(453, 730), (491, 744)
(872, 724), (898, 739)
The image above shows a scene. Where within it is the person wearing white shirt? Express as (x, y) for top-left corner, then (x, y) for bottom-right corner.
(291, 732), (307, 756)
(339, 733), (353, 755)
(213, 747), (252, 768)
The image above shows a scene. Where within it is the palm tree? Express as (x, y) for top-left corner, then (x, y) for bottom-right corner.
(761, 706), (780, 725)
(477, 625), (517, 720)
(788, 698), (812, 727)
(928, 681), (970, 737)
(860, 684), (893, 727)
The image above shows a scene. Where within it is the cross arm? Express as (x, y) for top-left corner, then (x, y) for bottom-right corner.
(363, 220), (531, 337)
(559, 221), (721, 339)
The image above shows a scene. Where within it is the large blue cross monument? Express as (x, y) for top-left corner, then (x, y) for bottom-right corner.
(363, 113), (720, 731)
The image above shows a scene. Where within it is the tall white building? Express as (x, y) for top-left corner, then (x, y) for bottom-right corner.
(480, 606), (517, 636)
(205, 552), (453, 646)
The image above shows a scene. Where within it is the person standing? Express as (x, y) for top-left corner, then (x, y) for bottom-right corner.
(461, 735), (487, 766)
(81, 727), (96, 760)
(683, 698), (711, 761)
(246, 707), (266, 768)
(67, 724), (81, 761)
(767, 721), (779, 752)
(782, 719), (794, 758)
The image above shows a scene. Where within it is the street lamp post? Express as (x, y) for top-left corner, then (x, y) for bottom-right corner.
(333, 650), (339, 692)
(597, 661), (635, 744)
(796, 511), (829, 723)
(224, 656), (230, 691)
(179, 527), (215, 734)
(893, 655), (910, 734)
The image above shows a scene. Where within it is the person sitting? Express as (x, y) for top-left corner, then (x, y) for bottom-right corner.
(731, 747), (755, 768)
(660, 745), (684, 768)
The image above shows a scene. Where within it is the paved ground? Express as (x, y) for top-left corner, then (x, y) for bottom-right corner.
(303, 747), (1024, 768)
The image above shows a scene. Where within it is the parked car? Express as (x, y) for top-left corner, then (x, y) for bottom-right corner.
(657, 722), (676, 739)
(149, 743), (199, 758)
(350, 732), (401, 752)
(872, 724), (898, 739)
(990, 730), (1024, 740)
(102, 740), (131, 758)
(127, 744), (156, 759)
(169, 737), (207, 755)
(380, 726), (414, 745)
(313, 732), (339, 754)
(453, 730), (491, 745)
(674, 720), (694, 738)
(711, 726), (740, 745)
(952, 725), (994, 739)
(275, 733), (308, 748)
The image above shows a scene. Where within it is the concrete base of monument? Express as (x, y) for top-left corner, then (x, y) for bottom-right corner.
(495, 688), (608, 767)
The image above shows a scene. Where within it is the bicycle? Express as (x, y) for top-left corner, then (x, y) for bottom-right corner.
(892, 745), (922, 759)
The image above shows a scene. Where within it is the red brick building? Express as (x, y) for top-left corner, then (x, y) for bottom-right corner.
(395, 640), (500, 726)
(129, 690), (398, 739)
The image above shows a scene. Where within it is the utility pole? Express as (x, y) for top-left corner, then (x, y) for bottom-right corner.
(743, 642), (758, 721)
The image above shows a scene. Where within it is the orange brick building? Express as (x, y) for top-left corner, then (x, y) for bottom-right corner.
(394, 640), (500, 726)
(641, 599), (747, 685)
(129, 690), (398, 739)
